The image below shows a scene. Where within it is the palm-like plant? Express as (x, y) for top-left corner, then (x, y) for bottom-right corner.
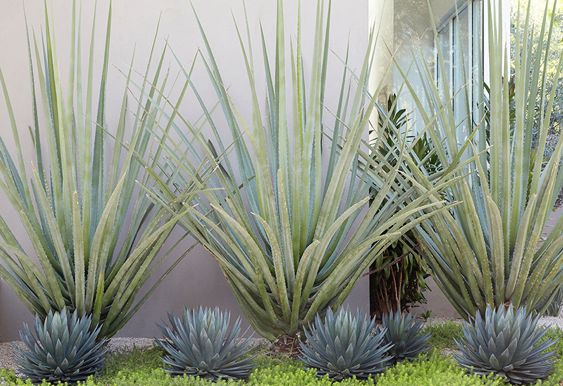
(147, 0), (452, 342)
(0, 2), (195, 337)
(393, 0), (562, 317)
(369, 95), (435, 317)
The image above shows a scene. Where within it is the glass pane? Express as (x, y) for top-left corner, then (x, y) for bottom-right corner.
(437, 23), (452, 100)
(453, 6), (472, 142)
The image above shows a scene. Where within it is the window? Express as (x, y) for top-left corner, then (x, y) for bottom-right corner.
(436, 1), (483, 141)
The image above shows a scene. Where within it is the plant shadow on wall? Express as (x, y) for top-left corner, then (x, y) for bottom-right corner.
(145, 0), (461, 349)
(0, 2), (208, 339)
(390, 0), (563, 318)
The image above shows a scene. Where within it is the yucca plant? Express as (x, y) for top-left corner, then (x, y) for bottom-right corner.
(299, 308), (392, 380)
(455, 305), (556, 384)
(146, 0), (453, 344)
(392, 0), (563, 317)
(156, 307), (255, 380)
(0, 2), (198, 337)
(380, 311), (430, 362)
(18, 308), (107, 384)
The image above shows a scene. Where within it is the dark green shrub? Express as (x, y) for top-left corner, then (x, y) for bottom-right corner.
(368, 94), (436, 317)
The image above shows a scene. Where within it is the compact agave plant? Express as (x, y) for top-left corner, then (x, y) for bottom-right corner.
(380, 311), (429, 362)
(455, 305), (556, 384)
(299, 308), (392, 380)
(18, 309), (107, 384)
(156, 307), (255, 380)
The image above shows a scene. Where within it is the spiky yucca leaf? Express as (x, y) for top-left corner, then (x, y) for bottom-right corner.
(380, 311), (430, 362)
(455, 305), (556, 384)
(0, 2), (199, 338)
(18, 309), (107, 384)
(391, 0), (562, 317)
(156, 307), (255, 380)
(299, 308), (392, 380)
(146, 0), (453, 341)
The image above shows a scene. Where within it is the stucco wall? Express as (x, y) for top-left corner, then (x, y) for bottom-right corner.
(0, 0), (371, 341)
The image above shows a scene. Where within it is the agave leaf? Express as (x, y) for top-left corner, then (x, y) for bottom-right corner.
(156, 308), (255, 380)
(300, 308), (391, 380)
(456, 305), (556, 383)
(18, 309), (107, 384)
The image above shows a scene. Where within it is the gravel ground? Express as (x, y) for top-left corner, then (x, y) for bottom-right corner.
(0, 337), (156, 373)
(0, 341), (23, 373)
(539, 316), (563, 330)
(425, 316), (563, 329)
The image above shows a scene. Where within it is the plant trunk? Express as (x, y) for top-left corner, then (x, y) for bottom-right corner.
(369, 261), (402, 320)
(272, 334), (301, 357)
